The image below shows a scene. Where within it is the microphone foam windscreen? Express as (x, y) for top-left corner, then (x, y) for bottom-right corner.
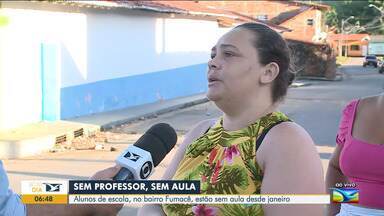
(134, 123), (177, 166)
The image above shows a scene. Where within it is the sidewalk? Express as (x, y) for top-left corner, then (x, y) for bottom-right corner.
(0, 94), (208, 159)
(70, 93), (208, 130)
(1, 79), (328, 159)
(68, 79), (325, 129)
(296, 71), (344, 82)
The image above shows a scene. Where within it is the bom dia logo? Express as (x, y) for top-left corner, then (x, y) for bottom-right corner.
(22, 181), (67, 194)
(30, 183), (63, 193)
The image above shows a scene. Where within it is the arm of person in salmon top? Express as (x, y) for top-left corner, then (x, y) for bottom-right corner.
(257, 122), (325, 216)
(26, 165), (123, 216)
(137, 119), (216, 216)
(325, 144), (349, 216)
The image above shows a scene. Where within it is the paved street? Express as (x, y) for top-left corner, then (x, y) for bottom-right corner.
(110, 57), (383, 163)
(3, 57), (384, 215)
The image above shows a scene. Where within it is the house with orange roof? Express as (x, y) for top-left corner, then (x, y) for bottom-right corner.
(147, 0), (291, 32)
(195, 0), (336, 78)
(328, 34), (370, 57)
(197, 0), (331, 44)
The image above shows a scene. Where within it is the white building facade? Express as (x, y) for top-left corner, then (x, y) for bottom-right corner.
(0, 1), (231, 130)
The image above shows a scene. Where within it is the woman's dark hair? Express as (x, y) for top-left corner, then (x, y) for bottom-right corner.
(235, 22), (294, 102)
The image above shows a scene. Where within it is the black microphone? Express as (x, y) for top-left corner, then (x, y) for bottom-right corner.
(113, 123), (177, 181)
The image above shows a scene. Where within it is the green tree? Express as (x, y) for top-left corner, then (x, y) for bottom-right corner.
(322, 0), (384, 34)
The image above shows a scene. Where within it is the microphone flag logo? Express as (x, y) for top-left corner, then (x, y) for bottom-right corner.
(124, 151), (141, 162)
(140, 161), (153, 179)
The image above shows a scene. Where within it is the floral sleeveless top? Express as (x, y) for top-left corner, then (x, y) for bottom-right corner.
(162, 112), (290, 216)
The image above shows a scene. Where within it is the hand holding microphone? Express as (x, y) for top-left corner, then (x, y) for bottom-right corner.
(113, 123), (177, 181)
(27, 125), (176, 216)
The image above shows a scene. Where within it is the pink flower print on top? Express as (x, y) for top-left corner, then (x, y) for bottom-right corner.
(192, 205), (219, 216)
(223, 145), (240, 164)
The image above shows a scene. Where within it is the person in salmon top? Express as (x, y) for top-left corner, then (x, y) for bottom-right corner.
(326, 94), (384, 215)
(139, 22), (325, 216)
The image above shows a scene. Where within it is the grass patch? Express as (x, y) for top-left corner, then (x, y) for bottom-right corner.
(336, 56), (349, 66)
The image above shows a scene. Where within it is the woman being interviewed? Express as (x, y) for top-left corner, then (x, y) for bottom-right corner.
(139, 22), (325, 216)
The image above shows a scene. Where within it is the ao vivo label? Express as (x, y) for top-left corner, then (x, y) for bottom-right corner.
(331, 182), (358, 203)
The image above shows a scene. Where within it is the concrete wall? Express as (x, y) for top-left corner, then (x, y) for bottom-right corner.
(0, 2), (230, 129)
(60, 14), (225, 119)
(369, 42), (384, 56)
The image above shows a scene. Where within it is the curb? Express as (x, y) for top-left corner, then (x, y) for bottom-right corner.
(290, 82), (312, 87)
(100, 97), (210, 131)
(296, 73), (343, 81)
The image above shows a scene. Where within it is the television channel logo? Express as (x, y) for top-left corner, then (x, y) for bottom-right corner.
(331, 188), (359, 203)
(22, 180), (68, 194)
(43, 183), (63, 192)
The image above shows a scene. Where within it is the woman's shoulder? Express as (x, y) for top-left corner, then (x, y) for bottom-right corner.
(257, 121), (315, 159)
(265, 121), (312, 144)
(335, 99), (359, 145)
(358, 94), (384, 111)
(256, 121), (322, 179)
(342, 99), (359, 115)
(335, 97), (384, 146)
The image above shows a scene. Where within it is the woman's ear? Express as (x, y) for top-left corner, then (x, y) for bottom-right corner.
(260, 62), (280, 84)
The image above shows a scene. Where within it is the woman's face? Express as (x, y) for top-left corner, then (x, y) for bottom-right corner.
(207, 28), (266, 102)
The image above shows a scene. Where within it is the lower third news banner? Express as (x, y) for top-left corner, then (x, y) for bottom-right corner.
(21, 180), (330, 205)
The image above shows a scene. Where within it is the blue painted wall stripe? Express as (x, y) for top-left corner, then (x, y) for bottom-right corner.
(60, 63), (208, 119)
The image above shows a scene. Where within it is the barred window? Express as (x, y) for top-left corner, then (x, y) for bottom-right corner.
(257, 15), (268, 21)
(307, 19), (314, 26)
(350, 45), (360, 51)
